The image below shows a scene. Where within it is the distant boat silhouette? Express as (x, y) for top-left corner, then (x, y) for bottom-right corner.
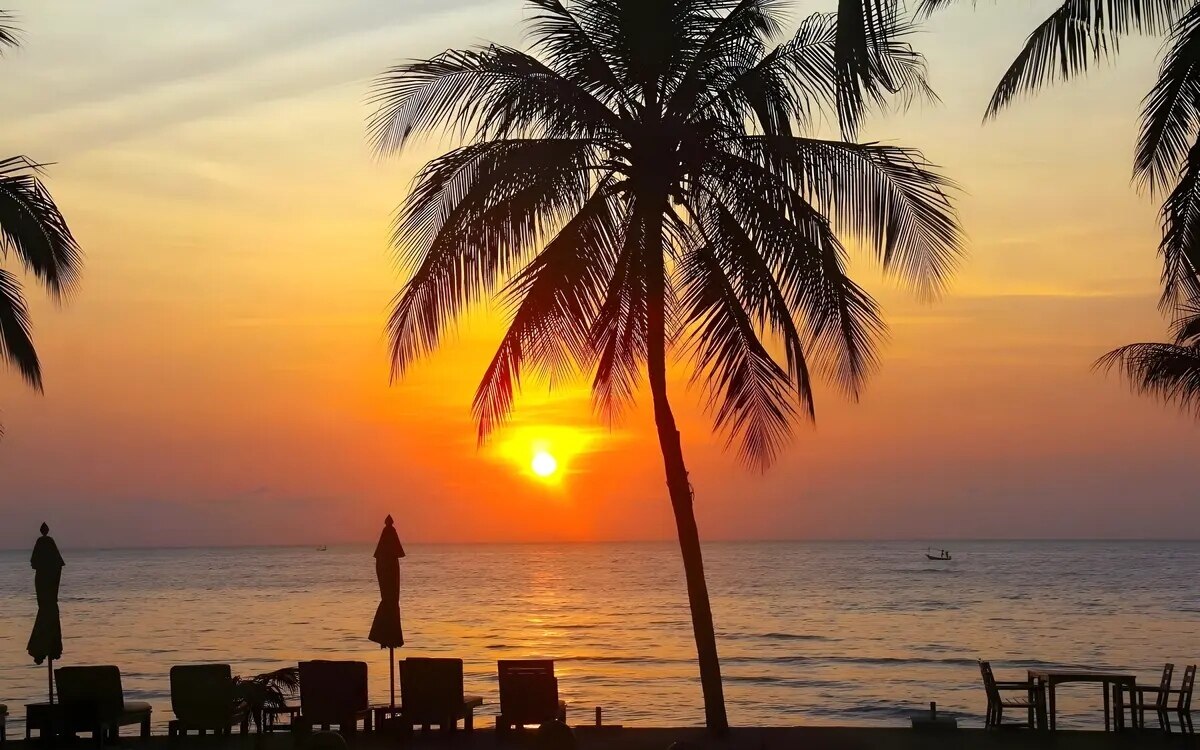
(925, 548), (951, 561)
(316, 545), (327, 552)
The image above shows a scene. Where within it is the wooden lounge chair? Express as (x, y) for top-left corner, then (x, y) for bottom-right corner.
(979, 660), (1038, 729)
(496, 660), (567, 738)
(1122, 663), (1195, 733)
(396, 658), (483, 733)
(55, 665), (152, 746)
(168, 664), (249, 738)
(295, 661), (371, 738)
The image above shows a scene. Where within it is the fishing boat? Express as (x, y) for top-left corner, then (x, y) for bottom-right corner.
(316, 545), (328, 552)
(925, 548), (951, 561)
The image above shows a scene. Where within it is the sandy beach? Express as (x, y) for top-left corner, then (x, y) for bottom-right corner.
(9, 726), (1200, 750)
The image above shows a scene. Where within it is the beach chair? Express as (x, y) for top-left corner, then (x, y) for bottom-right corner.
(167, 664), (248, 738)
(295, 661), (371, 738)
(55, 665), (152, 746)
(396, 658), (483, 733)
(1122, 663), (1194, 733)
(979, 661), (1038, 729)
(496, 660), (567, 738)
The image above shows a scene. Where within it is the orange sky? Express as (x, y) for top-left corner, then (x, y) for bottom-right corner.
(1, 1), (1197, 548)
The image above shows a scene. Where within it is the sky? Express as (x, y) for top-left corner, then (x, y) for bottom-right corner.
(0, 1), (1196, 548)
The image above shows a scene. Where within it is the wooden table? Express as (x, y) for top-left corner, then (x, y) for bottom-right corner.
(1027, 669), (1139, 731)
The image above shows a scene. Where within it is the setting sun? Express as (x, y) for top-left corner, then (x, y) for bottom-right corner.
(531, 451), (558, 478)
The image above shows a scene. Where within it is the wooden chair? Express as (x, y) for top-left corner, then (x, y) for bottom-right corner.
(1123, 663), (1194, 733)
(979, 660), (1038, 729)
(55, 665), (152, 746)
(396, 658), (483, 733)
(168, 664), (249, 739)
(496, 660), (566, 738)
(295, 661), (371, 739)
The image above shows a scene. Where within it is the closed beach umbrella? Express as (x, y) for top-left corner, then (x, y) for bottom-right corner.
(368, 515), (405, 707)
(27, 522), (65, 704)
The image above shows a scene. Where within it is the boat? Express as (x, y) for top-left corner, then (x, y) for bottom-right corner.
(316, 545), (327, 552)
(925, 547), (951, 561)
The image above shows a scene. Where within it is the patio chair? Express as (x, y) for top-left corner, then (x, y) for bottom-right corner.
(979, 660), (1038, 729)
(496, 660), (567, 738)
(55, 665), (152, 746)
(396, 658), (483, 732)
(1123, 663), (1194, 733)
(168, 663), (249, 738)
(295, 661), (371, 738)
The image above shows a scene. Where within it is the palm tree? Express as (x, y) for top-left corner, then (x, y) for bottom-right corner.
(922, 0), (1200, 408)
(232, 667), (299, 734)
(369, 0), (961, 731)
(0, 12), (83, 437)
(1098, 301), (1200, 413)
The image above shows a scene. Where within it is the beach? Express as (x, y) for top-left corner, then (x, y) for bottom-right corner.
(2, 541), (1197, 734)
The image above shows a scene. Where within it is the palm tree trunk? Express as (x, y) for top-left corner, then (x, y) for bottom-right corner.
(644, 198), (730, 735)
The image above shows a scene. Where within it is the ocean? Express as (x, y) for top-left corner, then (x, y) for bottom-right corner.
(1, 541), (1197, 733)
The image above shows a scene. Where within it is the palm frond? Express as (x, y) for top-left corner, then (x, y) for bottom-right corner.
(368, 46), (620, 154)
(697, 151), (885, 395)
(1170, 299), (1200, 343)
(0, 268), (41, 391)
(985, 0), (1189, 119)
(473, 184), (626, 438)
(526, 0), (634, 108)
(1097, 339), (1200, 415)
(388, 138), (598, 378)
(1134, 4), (1200, 194)
(0, 11), (19, 49)
(738, 135), (962, 297)
(0, 160), (83, 298)
(1158, 135), (1200, 309)
(680, 241), (795, 470)
(588, 203), (649, 421)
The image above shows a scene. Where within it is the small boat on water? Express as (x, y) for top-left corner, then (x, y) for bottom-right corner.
(925, 548), (951, 561)
(316, 545), (328, 552)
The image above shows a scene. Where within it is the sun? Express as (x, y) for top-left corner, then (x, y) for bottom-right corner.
(531, 450), (558, 478)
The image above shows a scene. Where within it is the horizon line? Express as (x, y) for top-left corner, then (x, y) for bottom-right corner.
(2, 536), (1199, 553)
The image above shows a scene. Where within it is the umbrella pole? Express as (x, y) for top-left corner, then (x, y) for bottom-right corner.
(389, 647), (396, 709)
(48, 657), (54, 705)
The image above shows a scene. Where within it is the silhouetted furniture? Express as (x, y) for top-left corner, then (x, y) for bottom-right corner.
(395, 658), (482, 733)
(55, 665), (152, 745)
(496, 660), (566, 737)
(1120, 663), (1195, 733)
(167, 664), (248, 738)
(263, 705), (301, 732)
(295, 661), (372, 737)
(978, 661), (1039, 729)
(1026, 667), (1138, 731)
(1, 703), (7, 746)
(24, 702), (63, 744)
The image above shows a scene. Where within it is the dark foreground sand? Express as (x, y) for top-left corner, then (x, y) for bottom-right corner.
(9, 727), (1200, 750)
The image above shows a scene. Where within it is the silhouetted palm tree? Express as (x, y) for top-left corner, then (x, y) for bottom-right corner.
(923, 1), (1200, 411)
(0, 13), (83, 437)
(370, 0), (961, 731)
(1098, 301), (1200, 414)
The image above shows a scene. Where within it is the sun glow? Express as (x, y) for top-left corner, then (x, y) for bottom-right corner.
(531, 451), (558, 477)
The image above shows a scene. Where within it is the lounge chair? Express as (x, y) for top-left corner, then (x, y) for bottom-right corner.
(1122, 663), (1195, 733)
(979, 660), (1039, 729)
(496, 660), (567, 737)
(395, 658), (483, 732)
(295, 661), (371, 738)
(55, 665), (152, 745)
(168, 664), (248, 738)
